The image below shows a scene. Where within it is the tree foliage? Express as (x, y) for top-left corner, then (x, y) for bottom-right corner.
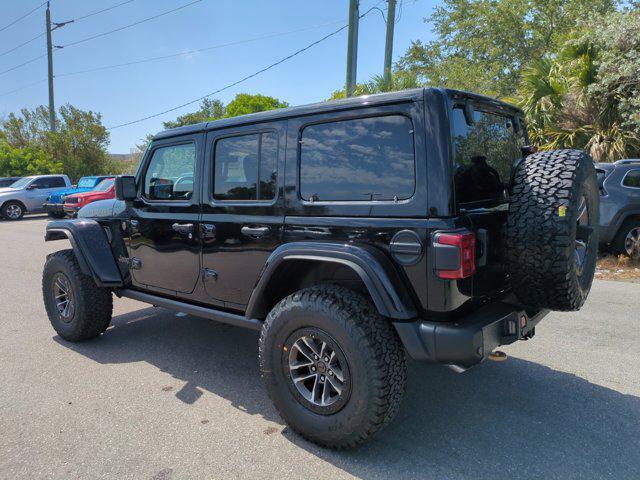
(518, 11), (640, 161)
(162, 98), (225, 129)
(0, 104), (114, 179)
(329, 71), (420, 99)
(397, 0), (617, 97)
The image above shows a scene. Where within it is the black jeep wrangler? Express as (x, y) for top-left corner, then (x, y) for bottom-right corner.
(42, 88), (599, 449)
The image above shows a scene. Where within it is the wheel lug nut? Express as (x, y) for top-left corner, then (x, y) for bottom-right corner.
(328, 371), (333, 376)
(313, 355), (319, 360)
(324, 356), (329, 362)
(311, 366), (316, 372)
(320, 375), (325, 382)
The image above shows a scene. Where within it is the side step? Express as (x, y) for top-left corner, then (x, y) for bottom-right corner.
(115, 288), (263, 331)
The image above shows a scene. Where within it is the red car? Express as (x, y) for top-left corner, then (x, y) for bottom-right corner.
(63, 177), (115, 217)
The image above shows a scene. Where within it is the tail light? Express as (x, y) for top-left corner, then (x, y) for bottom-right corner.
(433, 231), (476, 279)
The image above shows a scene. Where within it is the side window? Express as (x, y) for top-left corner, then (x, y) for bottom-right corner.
(213, 132), (277, 201)
(32, 178), (52, 189)
(143, 143), (196, 201)
(622, 170), (640, 188)
(299, 115), (415, 202)
(49, 177), (66, 188)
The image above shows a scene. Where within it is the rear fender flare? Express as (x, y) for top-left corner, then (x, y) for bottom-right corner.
(45, 219), (123, 287)
(245, 242), (418, 320)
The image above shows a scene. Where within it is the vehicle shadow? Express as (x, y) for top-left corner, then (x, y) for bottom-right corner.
(0, 214), (50, 222)
(56, 307), (640, 480)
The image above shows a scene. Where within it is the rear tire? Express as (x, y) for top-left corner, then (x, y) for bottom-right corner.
(259, 285), (407, 449)
(612, 219), (640, 260)
(506, 149), (599, 311)
(2, 201), (25, 220)
(42, 249), (113, 341)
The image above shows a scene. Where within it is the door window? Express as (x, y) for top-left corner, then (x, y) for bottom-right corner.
(299, 115), (415, 202)
(213, 132), (277, 201)
(32, 177), (65, 189)
(143, 143), (196, 201)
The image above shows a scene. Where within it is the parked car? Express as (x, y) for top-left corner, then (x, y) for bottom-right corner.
(0, 177), (22, 188)
(63, 178), (115, 217)
(42, 89), (599, 448)
(43, 176), (113, 218)
(597, 159), (640, 259)
(0, 175), (71, 220)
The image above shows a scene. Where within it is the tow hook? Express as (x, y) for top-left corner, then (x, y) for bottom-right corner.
(488, 350), (508, 362)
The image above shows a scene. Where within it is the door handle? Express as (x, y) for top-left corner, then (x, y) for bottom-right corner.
(241, 225), (269, 238)
(172, 223), (194, 235)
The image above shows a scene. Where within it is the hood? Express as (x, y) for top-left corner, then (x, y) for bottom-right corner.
(48, 187), (94, 203)
(0, 187), (13, 195)
(78, 199), (127, 219)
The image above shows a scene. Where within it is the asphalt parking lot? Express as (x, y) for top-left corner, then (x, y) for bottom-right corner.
(1, 215), (639, 480)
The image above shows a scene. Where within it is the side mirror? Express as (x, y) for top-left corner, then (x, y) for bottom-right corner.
(115, 175), (137, 201)
(26, 184), (37, 190)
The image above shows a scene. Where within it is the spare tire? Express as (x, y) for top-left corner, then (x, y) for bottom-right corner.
(505, 149), (599, 311)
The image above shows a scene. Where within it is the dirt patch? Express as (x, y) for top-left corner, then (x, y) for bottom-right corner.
(595, 255), (640, 283)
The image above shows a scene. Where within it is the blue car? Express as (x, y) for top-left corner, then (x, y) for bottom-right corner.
(43, 176), (112, 218)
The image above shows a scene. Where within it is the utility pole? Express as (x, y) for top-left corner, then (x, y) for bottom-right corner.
(383, 0), (396, 87)
(45, 1), (56, 132)
(345, 0), (359, 97)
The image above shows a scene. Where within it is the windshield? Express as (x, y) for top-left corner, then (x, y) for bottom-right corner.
(9, 177), (34, 189)
(94, 178), (114, 192)
(77, 177), (98, 188)
(452, 106), (525, 208)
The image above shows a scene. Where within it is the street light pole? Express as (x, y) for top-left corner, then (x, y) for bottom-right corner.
(383, 0), (396, 87)
(45, 1), (56, 131)
(345, 0), (359, 97)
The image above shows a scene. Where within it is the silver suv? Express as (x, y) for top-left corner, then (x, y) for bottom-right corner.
(0, 175), (71, 221)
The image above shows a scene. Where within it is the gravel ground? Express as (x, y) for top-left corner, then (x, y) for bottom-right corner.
(1, 215), (639, 480)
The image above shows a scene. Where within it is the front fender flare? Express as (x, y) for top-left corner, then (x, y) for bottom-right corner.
(45, 219), (123, 287)
(245, 242), (418, 320)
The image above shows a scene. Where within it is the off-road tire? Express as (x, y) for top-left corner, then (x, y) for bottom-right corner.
(259, 285), (407, 449)
(47, 211), (66, 219)
(612, 219), (640, 260)
(1, 201), (25, 220)
(506, 149), (599, 311)
(42, 249), (113, 341)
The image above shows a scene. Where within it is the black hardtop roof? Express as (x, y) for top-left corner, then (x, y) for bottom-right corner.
(153, 88), (521, 141)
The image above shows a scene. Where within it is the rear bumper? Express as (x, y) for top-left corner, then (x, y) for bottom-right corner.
(43, 202), (64, 214)
(394, 302), (549, 368)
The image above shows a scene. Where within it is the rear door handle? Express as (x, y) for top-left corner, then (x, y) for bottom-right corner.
(241, 226), (269, 238)
(172, 223), (194, 235)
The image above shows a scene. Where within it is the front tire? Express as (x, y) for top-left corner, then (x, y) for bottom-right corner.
(2, 201), (25, 220)
(42, 249), (113, 341)
(259, 285), (407, 449)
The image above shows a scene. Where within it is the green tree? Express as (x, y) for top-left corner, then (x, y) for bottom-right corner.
(162, 98), (225, 129)
(0, 141), (62, 177)
(518, 11), (640, 161)
(396, 0), (617, 97)
(224, 93), (288, 118)
(329, 71), (420, 99)
(0, 104), (111, 181)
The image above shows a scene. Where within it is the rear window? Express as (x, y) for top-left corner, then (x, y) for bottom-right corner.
(452, 106), (524, 207)
(300, 115), (415, 202)
(622, 170), (640, 188)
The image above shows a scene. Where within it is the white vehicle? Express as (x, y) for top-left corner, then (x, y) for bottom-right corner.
(0, 175), (71, 220)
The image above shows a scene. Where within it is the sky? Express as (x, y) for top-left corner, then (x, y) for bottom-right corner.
(0, 0), (437, 153)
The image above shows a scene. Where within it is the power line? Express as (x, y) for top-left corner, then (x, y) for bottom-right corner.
(56, 19), (344, 78)
(0, 31), (45, 57)
(0, 1), (47, 33)
(0, 53), (46, 77)
(108, 7), (378, 130)
(0, 78), (47, 98)
(71, 0), (136, 23)
(59, 0), (202, 49)
(0, 19), (344, 97)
